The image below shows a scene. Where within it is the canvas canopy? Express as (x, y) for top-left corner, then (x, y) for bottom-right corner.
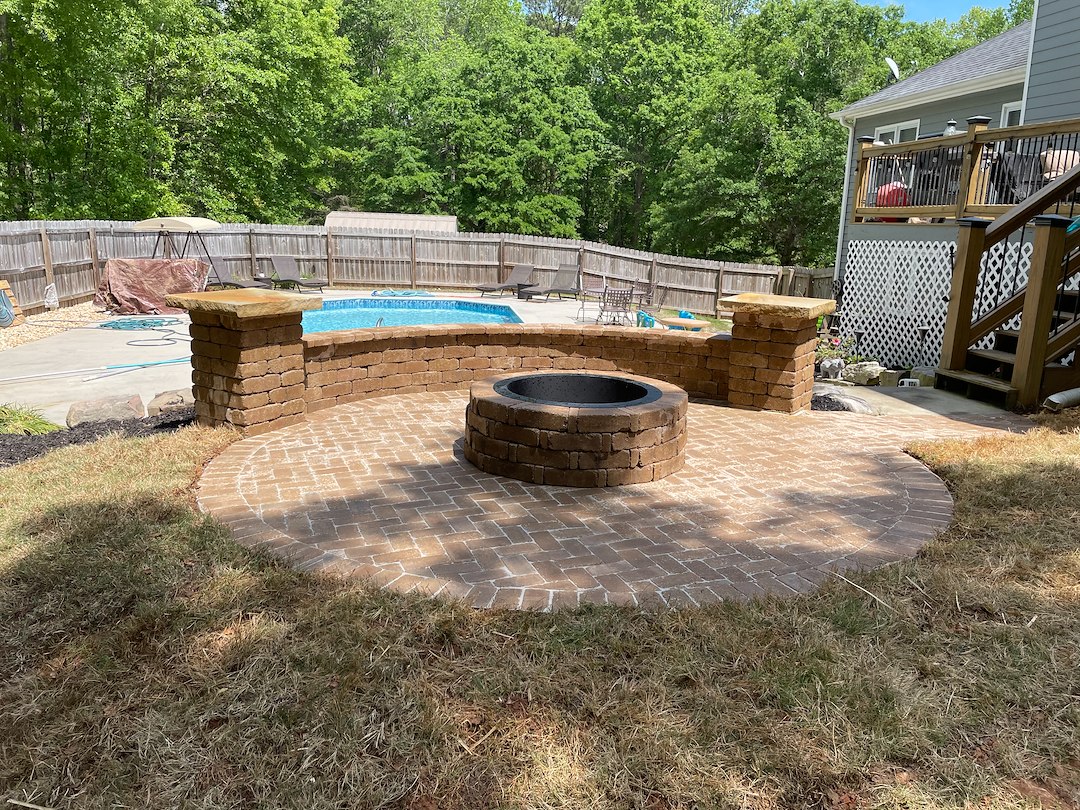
(133, 216), (222, 233)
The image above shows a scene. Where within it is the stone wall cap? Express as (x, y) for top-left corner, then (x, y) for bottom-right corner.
(165, 289), (322, 318)
(718, 293), (836, 319)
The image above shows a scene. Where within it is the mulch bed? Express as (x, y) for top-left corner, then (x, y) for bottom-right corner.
(0, 407), (196, 467)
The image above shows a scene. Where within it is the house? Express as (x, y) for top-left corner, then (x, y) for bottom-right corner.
(827, 0), (1080, 377)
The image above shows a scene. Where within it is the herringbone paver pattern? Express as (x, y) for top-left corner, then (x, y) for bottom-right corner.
(197, 392), (1027, 609)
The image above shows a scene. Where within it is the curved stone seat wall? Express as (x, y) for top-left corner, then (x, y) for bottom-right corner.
(164, 291), (834, 437)
(302, 324), (731, 414)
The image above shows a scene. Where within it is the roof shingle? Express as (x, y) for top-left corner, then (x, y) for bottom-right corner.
(835, 20), (1030, 118)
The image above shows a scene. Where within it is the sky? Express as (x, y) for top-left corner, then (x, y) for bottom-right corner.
(861, 0), (1012, 22)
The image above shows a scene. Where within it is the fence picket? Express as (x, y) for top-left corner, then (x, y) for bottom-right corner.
(0, 220), (830, 316)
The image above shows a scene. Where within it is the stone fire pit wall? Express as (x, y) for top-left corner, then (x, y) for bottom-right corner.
(465, 372), (688, 487)
(165, 291), (834, 436)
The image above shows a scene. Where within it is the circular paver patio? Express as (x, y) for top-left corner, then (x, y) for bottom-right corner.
(196, 391), (1022, 609)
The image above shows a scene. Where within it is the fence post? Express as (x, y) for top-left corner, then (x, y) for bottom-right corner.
(247, 228), (257, 277)
(39, 226), (55, 294)
(940, 217), (991, 370)
(88, 227), (101, 280)
(325, 228), (336, 288)
(714, 263), (725, 314)
(1011, 215), (1072, 407)
(410, 234), (417, 288)
(497, 237), (505, 283)
(956, 115), (992, 219)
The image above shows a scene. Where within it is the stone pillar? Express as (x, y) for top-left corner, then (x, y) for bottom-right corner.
(719, 293), (836, 414)
(165, 290), (321, 436)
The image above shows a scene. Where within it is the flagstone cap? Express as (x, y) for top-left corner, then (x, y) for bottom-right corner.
(718, 293), (836, 320)
(166, 289), (322, 318)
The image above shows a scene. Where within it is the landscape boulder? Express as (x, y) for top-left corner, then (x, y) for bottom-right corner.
(842, 361), (887, 386)
(66, 394), (145, 427)
(911, 366), (937, 387)
(811, 386), (876, 414)
(148, 388), (195, 417)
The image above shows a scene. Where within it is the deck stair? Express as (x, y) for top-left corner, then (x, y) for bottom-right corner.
(937, 168), (1080, 409)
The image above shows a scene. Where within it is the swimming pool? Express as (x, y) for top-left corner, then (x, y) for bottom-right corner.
(302, 298), (522, 333)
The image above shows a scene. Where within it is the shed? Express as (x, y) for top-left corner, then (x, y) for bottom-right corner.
(325, 211), (458, 233)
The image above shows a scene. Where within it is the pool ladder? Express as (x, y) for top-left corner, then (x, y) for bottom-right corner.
(375, 317), (385, 328)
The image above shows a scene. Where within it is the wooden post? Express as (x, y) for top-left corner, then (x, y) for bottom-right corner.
(325, 228), (336, 288)
(410, 234), (417, 288)
(940, 217), (992, 370)
(956, 115), (992, 219)
(852, 136), (876, 222)
(247, 228), (257, 277)
(39, 227), (55, 293)
(497, 237), (505, 283)
(714, 263), (725, 313)
(1011, 215), (1072, 407)
(88, 227), (101, 280)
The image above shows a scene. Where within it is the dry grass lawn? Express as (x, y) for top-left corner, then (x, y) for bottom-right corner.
(1, 416), (1079, 809)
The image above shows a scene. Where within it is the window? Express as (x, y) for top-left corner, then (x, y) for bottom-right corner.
(873, 119), (920, 145)
(1001, 101), (1023, 128)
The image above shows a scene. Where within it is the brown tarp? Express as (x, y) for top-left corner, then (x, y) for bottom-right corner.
(94, 258), (209, 315)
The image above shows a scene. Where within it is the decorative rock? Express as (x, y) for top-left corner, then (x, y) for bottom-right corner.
(819, 357), (845, 380)
(842, 361), (887, 386)
(911, 366), (937, 387)
(148, 388), (195, 416)
(879, 369), (905, 388)
(811, 386), (876, 414)
(66, 394), (145, 427)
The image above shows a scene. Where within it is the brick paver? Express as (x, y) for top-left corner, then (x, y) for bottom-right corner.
(196, 392), (1028, 609)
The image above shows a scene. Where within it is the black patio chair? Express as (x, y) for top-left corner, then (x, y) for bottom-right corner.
(208, 257), (271, 290)
(476, 264), (533, 297)
(269, 255), (326, 292)
(520, 263), (580, 300)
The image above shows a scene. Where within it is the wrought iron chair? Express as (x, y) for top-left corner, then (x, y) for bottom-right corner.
(596, 286), (634, 325)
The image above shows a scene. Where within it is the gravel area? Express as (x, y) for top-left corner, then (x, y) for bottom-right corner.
(0, 407), (197, 467)
(0, 302), (109, 352)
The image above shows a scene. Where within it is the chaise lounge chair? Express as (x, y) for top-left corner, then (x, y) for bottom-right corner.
(521, 263), (581, 301)
(269, 255), (326, 292)
(476, 264), (533, 297)
(208, 257), (271, 290)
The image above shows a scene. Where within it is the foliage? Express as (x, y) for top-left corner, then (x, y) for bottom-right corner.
(815, 334), (873, 364)
(0, 0), (1034, 263)
(0, 403), (59, 435)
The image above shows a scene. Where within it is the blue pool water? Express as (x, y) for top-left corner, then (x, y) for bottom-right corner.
(302, 298), (522, 333)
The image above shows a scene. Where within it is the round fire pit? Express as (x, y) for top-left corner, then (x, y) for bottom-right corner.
(464, 371), (688, 487)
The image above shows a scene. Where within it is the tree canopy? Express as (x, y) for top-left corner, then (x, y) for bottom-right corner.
(0, 0), (1033, 265)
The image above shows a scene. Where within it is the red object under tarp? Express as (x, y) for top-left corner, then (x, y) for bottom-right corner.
(875, 182), (910, 222)
(94, 258), (209, 315)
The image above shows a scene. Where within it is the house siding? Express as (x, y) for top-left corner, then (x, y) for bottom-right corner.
(1024, 0), (1080, 124)
(835, 84), (1025, 277)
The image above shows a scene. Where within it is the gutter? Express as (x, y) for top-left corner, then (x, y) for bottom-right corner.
(833, 116), (857, 281)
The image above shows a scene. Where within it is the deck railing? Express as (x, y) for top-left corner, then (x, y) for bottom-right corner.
(854, 115), (1080, 222)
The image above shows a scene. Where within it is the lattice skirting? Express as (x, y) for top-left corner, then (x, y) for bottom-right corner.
(842, 239), (955, 368)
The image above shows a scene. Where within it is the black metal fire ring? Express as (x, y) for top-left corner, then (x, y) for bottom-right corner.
(493, 373), (663, 409)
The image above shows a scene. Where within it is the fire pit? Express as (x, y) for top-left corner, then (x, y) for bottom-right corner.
(464, 371), (687, 487)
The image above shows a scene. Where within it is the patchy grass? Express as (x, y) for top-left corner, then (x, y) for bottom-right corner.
(1, 419), (1079, 809)
(659, 309), (733, 332)
(0, 403), (60, 435)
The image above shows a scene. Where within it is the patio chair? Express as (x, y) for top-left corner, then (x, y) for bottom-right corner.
(269, 255), (326, 292)
(208, 257), (271, 290)
(520, 263), (580, 300)
(596, 286), (635, 325)
(634, 281), (668, 325)
(476, 264), (533, 297)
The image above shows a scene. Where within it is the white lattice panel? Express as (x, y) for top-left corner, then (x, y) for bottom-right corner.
(842, 239), (955, 367)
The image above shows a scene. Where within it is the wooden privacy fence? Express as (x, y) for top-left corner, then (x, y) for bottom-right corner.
(0, 220), (834, 316)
